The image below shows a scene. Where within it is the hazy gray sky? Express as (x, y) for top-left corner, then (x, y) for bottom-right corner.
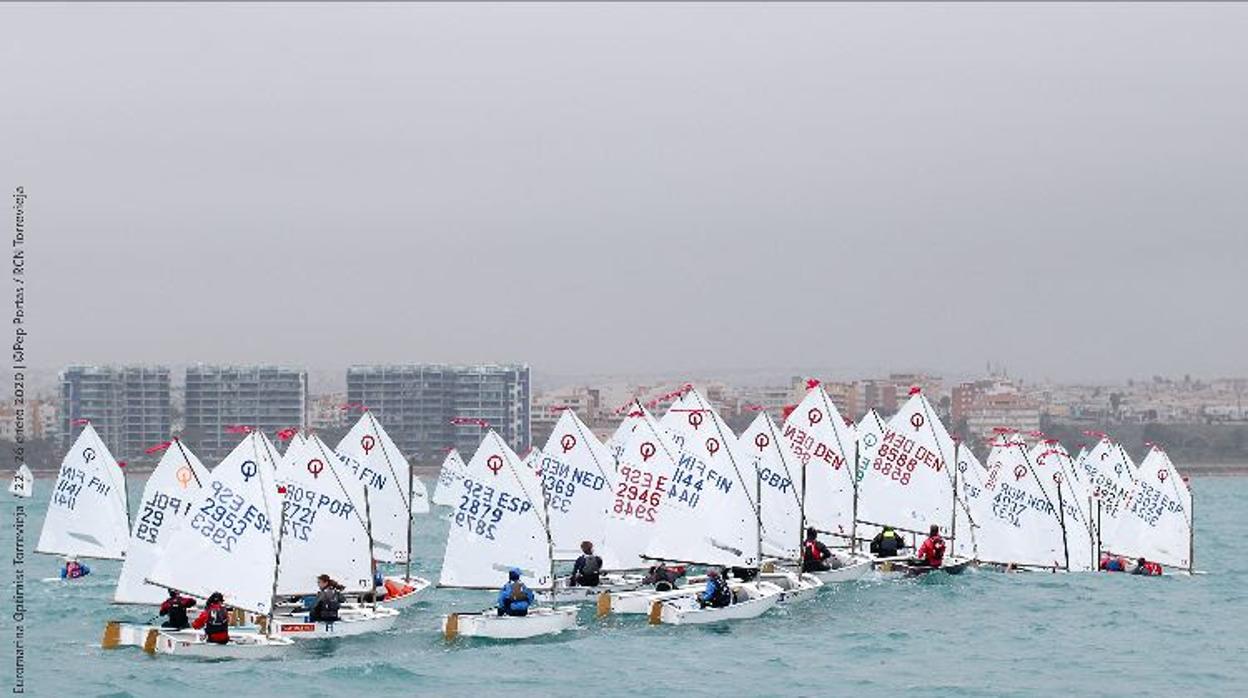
(4, 3), (1246, 384)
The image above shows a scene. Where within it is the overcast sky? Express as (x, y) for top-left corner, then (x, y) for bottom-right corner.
(3, 3), (1246, 385)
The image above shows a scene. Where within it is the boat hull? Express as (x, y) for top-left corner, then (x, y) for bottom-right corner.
(757, 571), (823, 604)
(442, 606), (578, 640)
(152, 629), (293, 658)
(604, 586), (702, 615)
(271, 605), (399, 639)
(546, 573), (645, 602)
(806, 557), (875, 583)
(656, 581), (783, 625)
(378, 575), (431, 609)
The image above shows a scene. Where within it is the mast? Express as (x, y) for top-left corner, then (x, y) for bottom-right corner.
(950, 439), (959, 543)
(262, 433), (285, 636)
(851, 439), (859, 552)
(364, 486), (377, 612)
(1188, 485), (1195, 574)
(405, 454), (415, 583)
(1057, 478), (1070, 571)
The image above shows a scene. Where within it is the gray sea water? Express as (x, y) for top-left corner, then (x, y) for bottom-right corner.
(4, 476), (1244, 697)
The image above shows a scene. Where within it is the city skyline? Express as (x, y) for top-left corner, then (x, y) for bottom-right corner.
(6, 4), (1247, 383)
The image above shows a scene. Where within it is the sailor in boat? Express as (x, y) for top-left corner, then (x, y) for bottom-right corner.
(60, 557), (91, 580)
(911, 525), (946, 569)
(571, 541), (603, 587)
(497, 568), (535, 617)
(870, 526), (908, 558)
(1131, 557), (1163, 576)
(696, 568), (733, 609)
(191, 592), (230, 645)
(310, 574), (345, 622)
(642, 561), (685, 591)
(159, 589), (197, 630)
(801, 527), (837, 573)
(1099, 553), (1129, 572)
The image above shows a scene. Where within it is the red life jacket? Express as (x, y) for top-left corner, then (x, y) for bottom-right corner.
(803, 540), (824, 561)
(1143, 561), (1163, 576)
(921, 536), (946, 566)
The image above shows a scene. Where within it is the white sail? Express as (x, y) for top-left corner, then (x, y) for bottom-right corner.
(114, 440), (212, 604)
(438, 431), (552, 589)
(1078, 438), (1138, 550)
(740, 412), (803, 560)
(274, 434), (373, 595)
(36, 424), (129, 560)
(780, 386), (857, 537)
(642, 399), (759, 569)
(148, 432), (283, 614)
(856, 392), (957, 538)
(855, 410), (886, 485)
(539, 410), (619, 564)
(1029, 440), (1096, 571)
(605, 409), (645, 461)
(973, 439), (1067, 568)
(600, 405), (671, 568)
(9, 464), (33, 498)
(336, 412), (428, 563)
(433, 449), (468, 507)
(663, 388), (738, 471)
(951, 445), (989, 560)
(1108, 447), (1192, 569)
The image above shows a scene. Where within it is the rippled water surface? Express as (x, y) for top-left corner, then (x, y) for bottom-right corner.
(5, 477), (1244, 697)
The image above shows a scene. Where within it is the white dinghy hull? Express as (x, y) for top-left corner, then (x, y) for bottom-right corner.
(443, 606), (578, 640)
(603, 586), (702, 616)
(548, 573), (645, 602)
(655, 581), (783, 625)
(757, 571), (823, 604)
(272, 605), (399, 639)
(152, 629), (294, 659)
(378, 575), (432, 609)
(807, 556), (875, 583)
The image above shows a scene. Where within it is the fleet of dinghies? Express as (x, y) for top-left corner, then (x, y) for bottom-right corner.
(28, 383), (1197, 654)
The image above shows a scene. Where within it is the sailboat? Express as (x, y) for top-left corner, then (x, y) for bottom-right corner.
(439, 431), (577, 640)
(432, 449), (468, 507)
(268, 433), (399, 638)
(101, 439), (214, 650)
(36, 424), (129, 578)
(146, 431), (294, 657)
(539, 410), (642, 599)
(737, 412), (826, 601)
(1077, 437), (1138, 557)
(8, 463), (32, 498)
(114, 439), (212, 604)
(856, 390), (971, 575)
(637, 394), (784, 625)
(856, 409), (886, 485)
(969, 435), (1068, 570)
(1105, 446), (1193, 573)
(1029, 439), (1097, 571)
(336, 411), (431, 607)
(778, 384), (874, 580)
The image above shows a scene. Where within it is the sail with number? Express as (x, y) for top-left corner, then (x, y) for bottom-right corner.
(275, 434), (373, 595)
(114, 440), (211, 604)
(148, 432), (283, 614)
(856, 410), (886, 485)
(336, 412), (428, 563)
(604, 404), (683, 569)
(1078, 438), (1138, 549)
(439, 431), (552, 589)
(740, 412), (803, 560)
(1029, 440), (1096, 571)
(37, 424), (130, 560)
(857, 391), (957, 539)
(539, 410), (620, 565)
(9, 464), (33, 498)
(433, 449), (468, 507)
(1108, 447), (1192, 569)
(780, 386), (857, 538)
(975, 438), (1067, 568)
(951, 445), (989, 560)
